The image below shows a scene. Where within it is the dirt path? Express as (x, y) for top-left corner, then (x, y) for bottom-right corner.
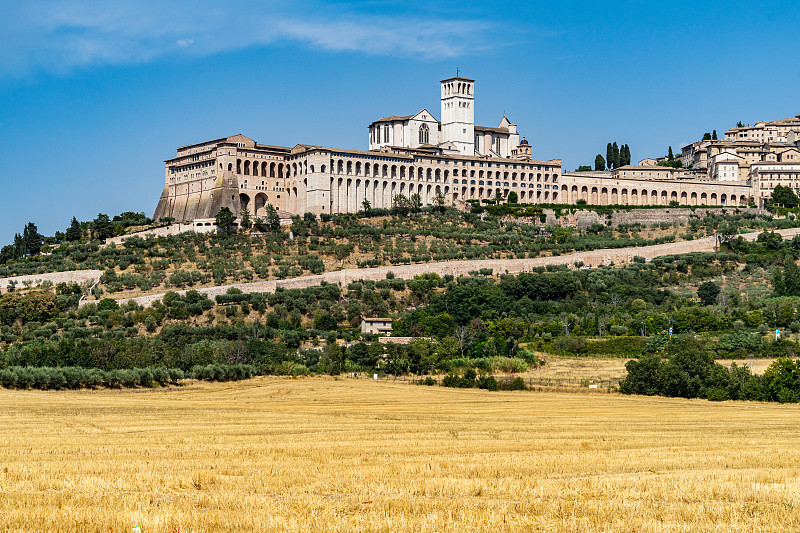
(102, 227), (800, 308)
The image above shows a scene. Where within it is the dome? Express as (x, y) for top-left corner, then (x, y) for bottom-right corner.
(519, 137), (529, 146)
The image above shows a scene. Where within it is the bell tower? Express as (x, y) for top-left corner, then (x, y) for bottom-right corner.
(440, 76), (475, 155)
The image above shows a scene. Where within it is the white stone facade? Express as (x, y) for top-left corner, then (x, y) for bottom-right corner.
(367, 77), (520, 158)
(155, 77), (800, 222)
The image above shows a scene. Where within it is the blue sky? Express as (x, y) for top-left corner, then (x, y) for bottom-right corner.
(1, 0), (799, 244)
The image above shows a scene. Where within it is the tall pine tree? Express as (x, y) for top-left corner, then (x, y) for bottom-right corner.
(612, 142), (620, 169)
(22, 222), (43, 256)
(65, 217), (82, 242)
(606, 143), (614, 170)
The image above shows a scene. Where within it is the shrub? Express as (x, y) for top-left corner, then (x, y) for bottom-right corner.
(45, 368), (67, 390)
(62, 366), (86, 389)
(168, 368), (185, 384)
(152, 367), (170, 385)
(490, 356), (528, 373)
(476, 375), (499, 391)
(500, 376), (526, 391)
(0, 368), (18, 388)
(116, 369), (139, 388)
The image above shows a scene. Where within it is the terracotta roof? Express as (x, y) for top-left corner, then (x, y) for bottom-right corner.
(475, 125), (509, 134)
(370, 114), (414, 125)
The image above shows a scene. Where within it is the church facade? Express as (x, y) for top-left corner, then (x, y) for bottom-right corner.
(153, 76), (757, 224)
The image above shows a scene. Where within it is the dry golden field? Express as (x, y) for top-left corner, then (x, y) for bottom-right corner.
(525, 356), (779, 388)
(2, 378), (800, 532)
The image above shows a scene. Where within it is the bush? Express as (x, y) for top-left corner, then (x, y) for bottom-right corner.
(116, 369), (140, 388)
(476, 375), (499, 391)
(500, 376), (526, 391)
(152, 367), (170, 385)
(490, 356), (528, 373)
(0, 368), (18, 388)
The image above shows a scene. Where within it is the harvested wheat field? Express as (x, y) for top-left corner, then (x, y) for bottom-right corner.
(2, 379), (800, 532)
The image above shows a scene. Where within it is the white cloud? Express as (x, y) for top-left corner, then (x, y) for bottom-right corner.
(0, 0), (498, 75)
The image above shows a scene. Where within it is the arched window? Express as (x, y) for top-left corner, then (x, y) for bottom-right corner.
(419, 124), (430, 145)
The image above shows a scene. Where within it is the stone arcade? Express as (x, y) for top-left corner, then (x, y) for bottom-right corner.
(153, 77), (756, 224)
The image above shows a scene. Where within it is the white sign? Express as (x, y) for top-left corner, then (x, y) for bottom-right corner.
(373, 373), (378, 380)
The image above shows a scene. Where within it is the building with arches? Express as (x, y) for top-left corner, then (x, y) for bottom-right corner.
(153, 76), (563, 222)
(153, 76), (769, 224)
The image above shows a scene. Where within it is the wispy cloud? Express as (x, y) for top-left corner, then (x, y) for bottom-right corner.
(0, 1), (499, 75)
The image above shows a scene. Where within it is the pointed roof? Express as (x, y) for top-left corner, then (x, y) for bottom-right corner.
(369, 109), (439, 126)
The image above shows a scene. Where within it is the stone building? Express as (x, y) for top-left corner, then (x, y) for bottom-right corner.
(154, 77), (792, 223)
(367, 76), (520, 158)
(361, 317), (393, 335)
(154, 76), (563, 222)
(724, 114), (800, 143)
(557, 172), (752, 207)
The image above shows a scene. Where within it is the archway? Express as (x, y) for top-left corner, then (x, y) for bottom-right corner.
(254, 193), (269, 217)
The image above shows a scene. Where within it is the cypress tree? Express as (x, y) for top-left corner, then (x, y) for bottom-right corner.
(13, 233), (24, 260)
(772, 267), (785, 297)
(784, 256), (800, 297)
(594, 154), (606, 171)
(22, 222), (42, 256)
(606, 143), (614, 170)
(712, 130), (718, 140)
(668, 146), (674, 161)
(612, 142), (620, 169)
(65, 217), (82, 242)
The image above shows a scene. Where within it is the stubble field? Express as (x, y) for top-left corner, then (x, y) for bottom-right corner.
(2, 378), (800, 532)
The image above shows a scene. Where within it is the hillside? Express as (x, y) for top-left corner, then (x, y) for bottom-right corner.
(3, 207), (800, 401)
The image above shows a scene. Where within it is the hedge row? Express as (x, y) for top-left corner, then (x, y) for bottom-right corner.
(0, 363), (256, 390)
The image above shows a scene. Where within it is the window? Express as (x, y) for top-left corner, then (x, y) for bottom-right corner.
(383, 125), (389, 143)
(419, 124), (430, 145)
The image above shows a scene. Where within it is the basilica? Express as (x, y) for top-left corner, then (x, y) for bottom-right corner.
(153, 76), (757, 226)
(153, 76), (563, 223)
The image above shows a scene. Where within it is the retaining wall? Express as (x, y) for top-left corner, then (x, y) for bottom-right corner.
(108, 227), (800, 309)
(0, 270), (103, 292)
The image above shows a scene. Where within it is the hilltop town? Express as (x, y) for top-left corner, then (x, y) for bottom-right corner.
(152, 76), (799, 236)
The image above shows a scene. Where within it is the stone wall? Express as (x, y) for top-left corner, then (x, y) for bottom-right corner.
(0, 270), (103, 292)
(541, 207), (763, 230)
(105, 223), (217, 245)
(108, 227), (800, 309)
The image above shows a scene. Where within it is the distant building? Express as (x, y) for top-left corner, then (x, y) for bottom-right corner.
(153, 80), (800, 223)
(361, 317), (393, 335)
(724, 114), (800, 143)
(153, 76), (563, 223)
